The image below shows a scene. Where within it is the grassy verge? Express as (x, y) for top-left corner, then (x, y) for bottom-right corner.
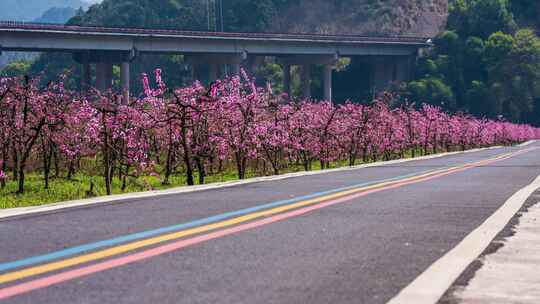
(0, 159), (354, 209)
(1, 145), (490, 209)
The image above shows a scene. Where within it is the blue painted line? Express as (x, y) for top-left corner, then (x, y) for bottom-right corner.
(0, 168), (441, 273)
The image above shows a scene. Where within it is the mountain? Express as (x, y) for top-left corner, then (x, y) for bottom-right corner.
(35, 7), (78, 24)
(269, 0), (448, 36)
(0, 0), (88, 22)
(72, 0), (449, 36)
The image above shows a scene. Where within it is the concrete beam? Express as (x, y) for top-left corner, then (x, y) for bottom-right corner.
(74, 51), (131, 64)
(278, 54), (339, 66)
(185, 53), (247, 65)
(187, 53), (247, 81)
(0, 31), (425, 57)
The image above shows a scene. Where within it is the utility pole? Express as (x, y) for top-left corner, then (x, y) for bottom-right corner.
(214, 0), (224, 32)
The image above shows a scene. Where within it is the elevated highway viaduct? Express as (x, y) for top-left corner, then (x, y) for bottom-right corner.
(0, 22), (430, 101)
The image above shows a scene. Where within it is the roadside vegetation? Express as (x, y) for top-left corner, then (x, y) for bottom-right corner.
(408, 0), (540, 124)
(1, 71), (538, 208)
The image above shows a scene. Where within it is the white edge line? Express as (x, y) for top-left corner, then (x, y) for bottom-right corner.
(386, 162), (540, 304)
(517, 140), (536, 147)
(0, 144), (525, 220)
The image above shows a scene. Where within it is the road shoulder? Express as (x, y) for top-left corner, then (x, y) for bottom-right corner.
(440, 189), (540, 304)
(387, 170), (540, 304)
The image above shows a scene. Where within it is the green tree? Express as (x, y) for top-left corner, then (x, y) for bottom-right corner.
(407, 78), (455, 108)
(448, 0), (516, 39)
(1, 60), (32, 77)
(222, 0), (292, 32)
(510, 0), (540, 29)
(484, 31), (514, 69)
(484, 30), (540, 121)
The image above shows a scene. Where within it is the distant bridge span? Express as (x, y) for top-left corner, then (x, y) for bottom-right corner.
(0, 22), (431, 101)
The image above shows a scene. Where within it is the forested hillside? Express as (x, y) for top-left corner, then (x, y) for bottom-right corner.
(71, 0), (448, 36)
(408, 0), (540, 124)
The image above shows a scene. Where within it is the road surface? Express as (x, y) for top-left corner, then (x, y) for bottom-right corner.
(1, 143), (539, 304)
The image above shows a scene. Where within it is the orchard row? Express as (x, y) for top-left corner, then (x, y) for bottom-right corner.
(1, 70), (538, 195)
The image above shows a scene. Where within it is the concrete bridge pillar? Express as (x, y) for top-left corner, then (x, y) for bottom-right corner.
(81, 61), (91, 92)
(279, 54), (338, 100)
(209, 64), (219, 83)
(372, 56), (414, 93)
(323, 64), (334, 101)
(395, 56), (413, 82)
(104, 63), (113, 91)
(95, 62), (106, 91)
(301, 65), (312, 98)
(282, 64), (291, 97)
(74, 50), (134, 96)
(121, 62), (130, 103)
(95, 62), (114, 92)
(186, 53), (247, 84)
(373, 58), (395, 92)
(231, 63), (241, 76)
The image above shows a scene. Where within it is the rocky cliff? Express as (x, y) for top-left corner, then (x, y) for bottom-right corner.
(270, 0), (448, 37)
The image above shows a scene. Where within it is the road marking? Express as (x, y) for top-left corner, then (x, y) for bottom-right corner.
(518, 140), (537, 147)
(0, 169), (439, 273)
(387, 158), (540, 304)
(0, 145), (510, 221)
(0, 166), (461, 285)
(0, 150), (529, 300)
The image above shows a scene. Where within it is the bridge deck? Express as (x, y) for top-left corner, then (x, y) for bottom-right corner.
(0, 21), (429, 46)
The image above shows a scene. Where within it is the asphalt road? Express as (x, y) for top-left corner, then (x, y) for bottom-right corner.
(1, 143), (539, 304)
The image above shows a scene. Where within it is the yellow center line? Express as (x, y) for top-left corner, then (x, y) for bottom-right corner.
(0, 153), (513, 285)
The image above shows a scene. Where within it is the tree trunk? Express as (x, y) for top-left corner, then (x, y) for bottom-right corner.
(349, 150), (357, 167)
(235, 152), (246, 179)
(272, 160), (279, 176)
(52, 147), (60, 178)
(121, 165), (129, 191)
(163, 147), (173, 185)
(12, 150), (18, 180)
(103, 138), (112, 196)
(362, 147), (368, 163)
(43, 150), (50, 190)
(182, 145), (194, 186)
(42, 142), (54, 190)
(67, 160), (75, 180)
(16, 159), (25, 194)
(1, 146), (7, 189)
(195, 157), (205, 185)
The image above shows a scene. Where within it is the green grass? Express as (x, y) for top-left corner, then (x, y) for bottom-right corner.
(0, 160), (357, 209)
(0, 170), (251, 209)
(0, 147), (461, 209)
